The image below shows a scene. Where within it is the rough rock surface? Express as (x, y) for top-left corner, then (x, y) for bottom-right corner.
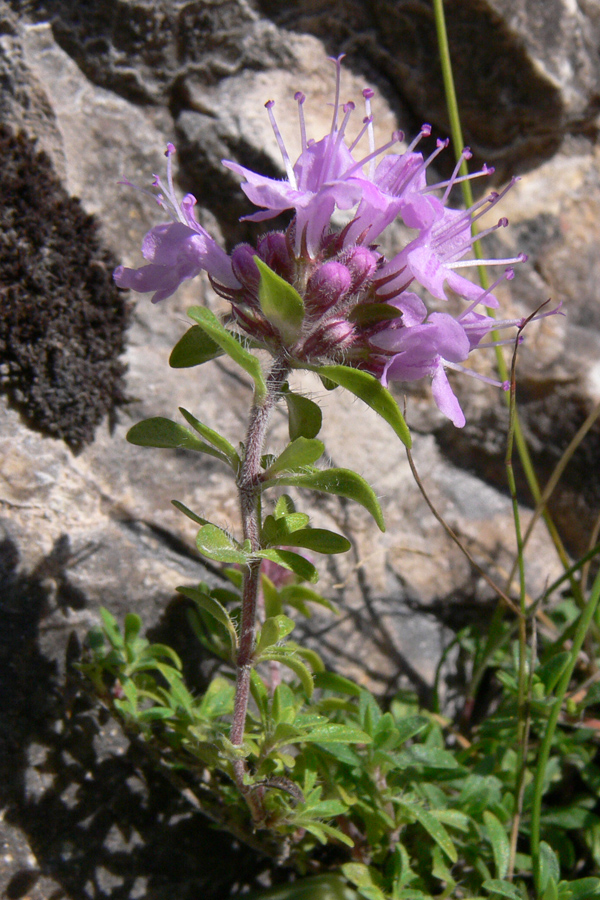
(2, 1), (600, 897)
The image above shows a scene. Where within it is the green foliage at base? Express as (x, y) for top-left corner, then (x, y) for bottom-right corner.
(80, 590), (600, 900)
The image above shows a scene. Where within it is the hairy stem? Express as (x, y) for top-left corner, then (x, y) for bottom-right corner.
(230, 355), (289, 820)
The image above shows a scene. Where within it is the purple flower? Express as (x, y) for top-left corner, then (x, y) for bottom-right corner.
(377, 185), (527, 309)
(114, 65), (557, 428)
(222, 59), (405, 255)
(114, 145), (238, 303)
(372, 300), (472, 427)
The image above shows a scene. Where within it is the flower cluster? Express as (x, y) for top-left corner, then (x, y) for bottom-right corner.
(114, 58), (551, 427)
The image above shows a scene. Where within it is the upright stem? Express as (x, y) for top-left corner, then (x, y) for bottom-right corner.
(230, 355), (289, 820)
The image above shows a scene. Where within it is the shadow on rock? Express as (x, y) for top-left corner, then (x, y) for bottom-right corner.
(0, 535), (274, 900)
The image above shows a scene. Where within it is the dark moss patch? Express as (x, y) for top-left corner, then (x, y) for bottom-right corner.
(0, 125), (131, 453)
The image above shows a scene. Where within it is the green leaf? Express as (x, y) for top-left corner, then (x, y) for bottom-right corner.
(256, 547), (318, 583)
(274, 494), (296, 518)
(99, 608), (124, 649)
(348, 302), (404, 327)
(196, 524), (249, 564)
(250, 670), (269, 720)
(176, 585), (238, 650)
(399, 802), (457, 863)
(342, 863), (383, 892)
(395, 744), (461, 770)
(319, 374), (337, 391)
(484, 810), (510, 880)
(127, 417), (230, 464)
(187, 306), (267, 401)
(284, 390), (323, 440)
(301, 724), (371, 744)
(255, 256), (305, 343)
(299, 822), (355, 848)
(280, 585), (339, 615)
(169, 324), (224, 368)
(265, 437), (325, 477)
(260, 650), (315, 697)
(265, 467), (385, 532)
(314, 364), (411, 448)
(314, 671), (362, 697)
(197, 675), (235, 718)
(171, 500), (211, 528)
(275, 527), (351, 555)
(262, 514), (350, 555)
(178, 407), (240, 470)
(394, 715), (429, 744)
(138, 642), (183, 670)
(262, 512), (310, 541)
(261, 574), (283, 618)
(483, 880), (524, 900)
(540, 842), (561, 894)
(124, 613), (142, 647)
(536, 652), (570, 694)
(562, 878), (600, 900)
(256, 615), (296, 656)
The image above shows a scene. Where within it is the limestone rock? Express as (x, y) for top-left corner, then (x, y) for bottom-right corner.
(2, 2), (600, 896)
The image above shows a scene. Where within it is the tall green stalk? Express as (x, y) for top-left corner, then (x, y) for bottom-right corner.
(432, 0), (573, 584)
(530, 564), (600, 892)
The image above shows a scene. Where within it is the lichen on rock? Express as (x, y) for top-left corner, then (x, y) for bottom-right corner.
(0, 124), (131, 453)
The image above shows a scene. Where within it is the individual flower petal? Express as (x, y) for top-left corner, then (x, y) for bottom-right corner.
(115, 221), (238, 302)
(431, 366), (466, 427)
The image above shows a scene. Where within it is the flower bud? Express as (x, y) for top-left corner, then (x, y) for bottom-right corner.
(303, 317), (355, 356)
(305, 261), (352, 313)
(343, 246), (379, 290)
(258, 232), (294, 282)
(231, 243), (260, 294)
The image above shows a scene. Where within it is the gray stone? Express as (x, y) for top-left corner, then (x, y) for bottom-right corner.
(2, 1), (600, 895)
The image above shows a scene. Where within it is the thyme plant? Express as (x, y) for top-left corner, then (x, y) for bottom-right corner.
(80, 56), (600, 900)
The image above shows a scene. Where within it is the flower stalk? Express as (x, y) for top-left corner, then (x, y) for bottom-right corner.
(230, 356), (289, 820)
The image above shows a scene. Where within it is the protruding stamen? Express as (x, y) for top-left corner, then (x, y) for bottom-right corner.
(409, 137), (450, 185)
(424, 165), (495, 195)
(295, 91), (307, 153)
(165, 143), (178, 208)
(449, 252), (528, 269)
(405, 124), (432, 156)
(445, 361), (510, 389)
(441, 147), (473, 203)
(458, 269), (514, 317)
(322, 101), (356, 183)
(327, 54), (346, 134)
(348, 116), (374, 153)
(265, 99), (297, 188)
(345, 130), (404, 178)
(476, 336), (525, 348)
(362, 88), (376, 178)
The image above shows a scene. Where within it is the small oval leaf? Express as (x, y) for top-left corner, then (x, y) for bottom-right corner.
(284, 390), (323, 440)
(400, 803), (457, 864)
(187, 306), (267, 401)
(127, 417), (231, 465)
(265, 467), (385, 532)
(256, 547), (318, 583)
(484, 810), (510, 880)
(196, 524), (249, 564)
(315, 364), (411, 447)
(255, 256), (305, 343)
(178, 407), (240, 469)
(259, 650), (315, 697)
(275, 527), (351, 555)
(169, 324), (224, 368)
(256, 615), (296, 656)
(176, 585), (238, 650)
(265, 437), (325, 477)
